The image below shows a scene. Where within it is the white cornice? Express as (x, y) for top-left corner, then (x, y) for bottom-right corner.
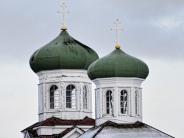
(93, 77), (144, 88)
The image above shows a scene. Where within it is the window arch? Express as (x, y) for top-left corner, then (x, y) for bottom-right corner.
(66, 85), (76, 109)
(50, 85), (58, 109)
(83, 86), (88, 110)
(106, 90), (113, 115)
(120, 90), (128, 114)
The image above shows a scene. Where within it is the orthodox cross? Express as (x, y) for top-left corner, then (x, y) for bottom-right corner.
(111, 19), (123, 49)
(58, 0), (69, 30)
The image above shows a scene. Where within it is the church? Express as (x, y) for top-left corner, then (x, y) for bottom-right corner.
(21, 2), (174, 138)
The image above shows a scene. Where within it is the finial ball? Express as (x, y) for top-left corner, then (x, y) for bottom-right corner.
(115, 44), (121, 49)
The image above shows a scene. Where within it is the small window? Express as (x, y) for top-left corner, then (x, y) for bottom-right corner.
(106, 90), (113, 115)
(66, 85), (76, 108)
(83, 86), (88, 110)
(50, 85), (58, 109)
(120, 90), (128, 114)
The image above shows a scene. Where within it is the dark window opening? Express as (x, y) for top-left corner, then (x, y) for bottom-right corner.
(66, 85), (75, 108)
(50, 85), (58, 109)
(120, 90), (128, 114)
(106, 90), (113, 115)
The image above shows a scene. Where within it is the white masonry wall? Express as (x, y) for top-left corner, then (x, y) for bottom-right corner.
(37, 69), (93, 121)
(93, 77), (144, 125)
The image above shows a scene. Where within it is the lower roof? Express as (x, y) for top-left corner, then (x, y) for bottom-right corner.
(25, 126), (84, 138)
(21, 116), (95, 137)
(79, 121), (174, 138)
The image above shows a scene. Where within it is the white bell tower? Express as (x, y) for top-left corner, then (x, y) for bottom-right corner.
(37, 69), (93, 121)
(87, 19), (149, 126)
(94, 77), (143, 125)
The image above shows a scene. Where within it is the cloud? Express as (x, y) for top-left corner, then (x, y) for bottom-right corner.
(152, 17), (184, 30)
(0, 0), (184, 61)
(149, 7), (184, 31)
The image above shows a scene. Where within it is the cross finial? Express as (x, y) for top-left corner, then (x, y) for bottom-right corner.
(111, 19), (123, 49)
(58, 0), (69, 30)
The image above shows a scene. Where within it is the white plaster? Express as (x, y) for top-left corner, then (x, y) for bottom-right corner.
(93, 77), (144, 126)
(37, 69), (93, 121)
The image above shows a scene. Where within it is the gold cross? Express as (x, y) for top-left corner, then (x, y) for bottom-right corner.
(111, 19), (123, 49)
(58, 0), (69, 30)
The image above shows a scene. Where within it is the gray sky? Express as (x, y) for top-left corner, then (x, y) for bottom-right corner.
(0, 0), (183, 137)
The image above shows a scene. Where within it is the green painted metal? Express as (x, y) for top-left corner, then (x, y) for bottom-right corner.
(30, 30), (99, 73)
(88, 48), (149, 80)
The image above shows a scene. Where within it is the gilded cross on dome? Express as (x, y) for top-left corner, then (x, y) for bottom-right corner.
(111, 19), (123, 49)
(58, 0), (69, 30)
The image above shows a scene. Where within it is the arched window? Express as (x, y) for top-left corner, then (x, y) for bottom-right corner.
(106, 90), (113, 115)
(66, 85), (76, 109)
(135, 91), (139, 115)
(120, 90), (128, 114)
(83, 86), (88, 110)
(50, 85), (58, 109)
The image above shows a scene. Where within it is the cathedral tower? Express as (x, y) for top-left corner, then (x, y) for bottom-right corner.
(79, 19), (173, 138)
(30, 29), (99, 121)
(87, 44), (149, 125)
(87, 19), (149, 125)
(22, 1), (99, 137)
(22, 29), (98, 137)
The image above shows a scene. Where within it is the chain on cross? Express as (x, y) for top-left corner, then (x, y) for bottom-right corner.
(58, 0), (69, 30)
(111, 19), (123, 49)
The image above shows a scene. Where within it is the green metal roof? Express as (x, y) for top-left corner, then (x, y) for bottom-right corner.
(30, 30), (99, 73)
(87, 48), (149, 80)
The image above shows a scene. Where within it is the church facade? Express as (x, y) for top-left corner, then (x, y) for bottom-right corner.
(21, 5), (174, 138)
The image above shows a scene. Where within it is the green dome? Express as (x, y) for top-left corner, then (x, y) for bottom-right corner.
(30, 30), (99, 73)
(88, 48), (149, 80)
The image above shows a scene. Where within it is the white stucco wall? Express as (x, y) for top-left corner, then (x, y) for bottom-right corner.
(93, 77), (144, 125)
(37, 69), (93, 121)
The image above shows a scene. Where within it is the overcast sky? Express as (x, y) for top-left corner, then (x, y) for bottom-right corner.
(0, 0), (183, 137)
